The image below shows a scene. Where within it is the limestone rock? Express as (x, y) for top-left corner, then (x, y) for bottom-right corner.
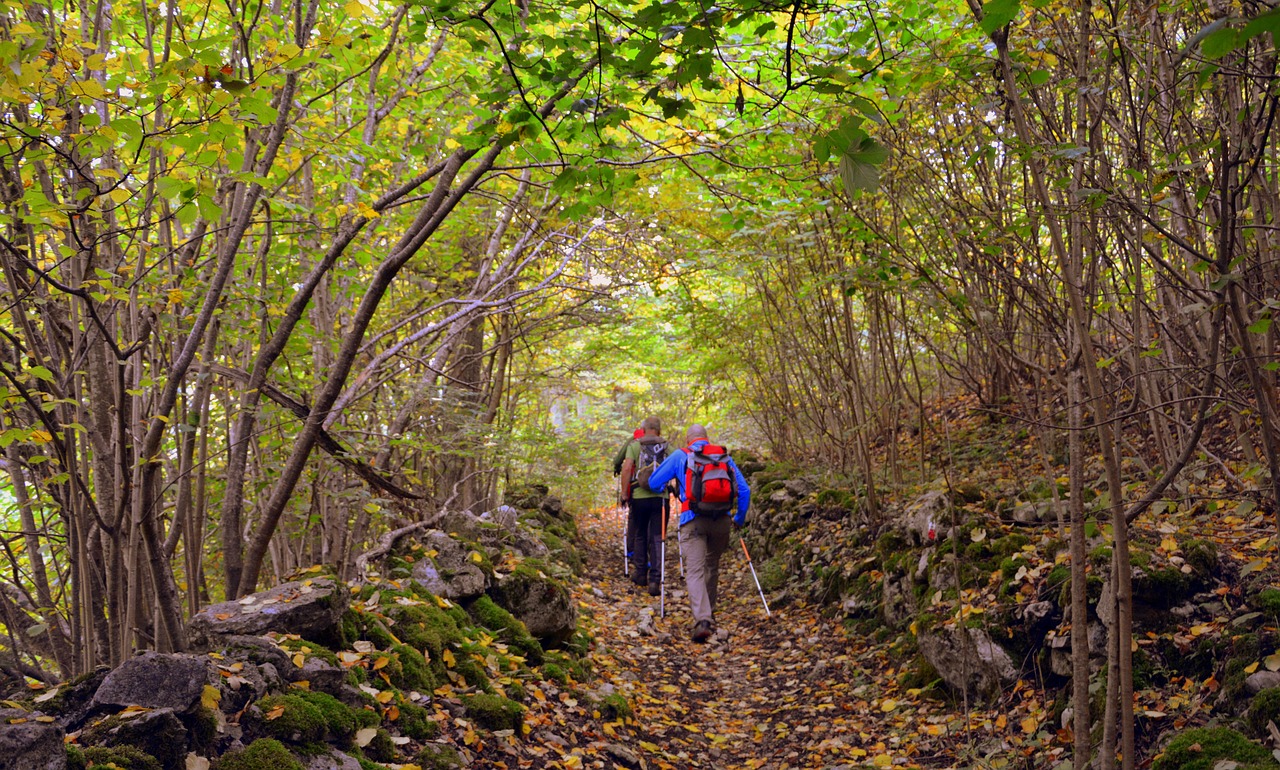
(188, 578), (349, 648)
(491, 568), (576, 644)
(881, 573), (915, 629)
(0, 712), (66, 770)
(82, 707), (188, 770)
(410, 531), (488, 601)
(37, 666), (109, 730)
(305, 750), (363, 770)
(1010, 501), (1057, 525)
(898, 490), (952, 545)
(290, 655), (346, 695)
(1246, 671), (1280, 694)
(917, 627), (1018, 701)
(92, 652), (213, 713)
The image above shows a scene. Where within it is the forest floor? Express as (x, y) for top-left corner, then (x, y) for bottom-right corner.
(568, 507), (989, 770)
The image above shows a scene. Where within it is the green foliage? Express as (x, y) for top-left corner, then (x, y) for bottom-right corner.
(1249, 688), (1280, 737)
(361, 729), (397, 763)
(1258, 589), (1280, 616)
(415, 744), (464, 770)
(256, 695), (328, 744)
(395, 702), (440, 741)
(597, 693), (632, 721)
(214, 740), (304, 770)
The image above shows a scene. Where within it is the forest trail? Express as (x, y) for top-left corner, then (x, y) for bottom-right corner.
(573, 508), (964, 770)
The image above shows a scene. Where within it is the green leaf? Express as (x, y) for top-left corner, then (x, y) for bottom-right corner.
(1200, 27), (1240, 59)
(837, 138), (888, 195)
(1248, 317), (1272, 335)
(980, 0), (1021, 34)
(1028, 69), (1050, 86)
(1242, 9), (1280, 42)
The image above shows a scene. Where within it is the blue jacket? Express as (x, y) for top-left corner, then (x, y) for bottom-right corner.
(647, 439), (750, 527)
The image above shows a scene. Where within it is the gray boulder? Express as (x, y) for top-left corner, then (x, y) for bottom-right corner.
(92, 652), (213, 713)
(491, 568), (576, 644)
(82, 707), (188, 770)
(188, 578), (349, 648)
(1246, 671), (1280, 695)
(305, 750), (363, 770)
(0, 711), (66, 770)
(898, 490), (952, 545)
(290, 655), (346, 695)
(917, 626), (1018, 701)
(1010, 501), (1057, 525)
(410, 531), (489, 601)
(881, 573), (916, 629)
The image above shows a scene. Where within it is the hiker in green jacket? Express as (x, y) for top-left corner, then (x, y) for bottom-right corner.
(620, 417), (669, 595)
(611, 427), (643, 577)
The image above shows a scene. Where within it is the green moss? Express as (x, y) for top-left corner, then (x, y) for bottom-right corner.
(389, 643), (435, 692)
(1257, 589), (1280, 616)
(67, 746), (86, 770)
(876, 530), (909, 558)
(415, 744), (464, 770)
(898, 656), (940, 692)
(468, 595), (544, 664)
(257, 694), (327, 744)
(387, 604), (465, 669)
(82, 746), (161, 770)
(276, 637), (341, 667)
(295, 690), (358, 745)
(1184, 538), (1219, 576)
(352, 707), (380, 730)
(992, 534), (1030, 557)
(395, 702), (440, 741)
(455, 654), (492, 691)
(340, 611), (359, 647)
(1045, 564), (1070, 590)
(1089, 545), (1112, 568)
(362, 729), (397, 763)
(461, 693), (525, 732)
(542, 662), (568, 686)
(357, 759), (393, 770)
(1153, 726), (1280, 770)
(1137, 567), (1193, 608)
(1250, 688), (1280, 737)
(213, 739), (305, 770)
(504, 680), (528, 703)
(186, 706), (219, 752)
(598, 693), (631, 721)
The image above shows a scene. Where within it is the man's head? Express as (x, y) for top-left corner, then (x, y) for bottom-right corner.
(641, 416), (661, 436)
(686, 423), (708, 444)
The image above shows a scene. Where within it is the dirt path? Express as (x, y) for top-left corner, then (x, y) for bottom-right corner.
(574, 508), (963, 770)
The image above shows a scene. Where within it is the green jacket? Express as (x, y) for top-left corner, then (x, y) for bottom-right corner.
(611, 437), (635, 476)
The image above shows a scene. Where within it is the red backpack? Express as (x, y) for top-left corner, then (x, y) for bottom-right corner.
(685, 444), (737, 516)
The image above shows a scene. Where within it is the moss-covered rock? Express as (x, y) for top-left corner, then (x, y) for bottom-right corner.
(461, 693), (525, 732)
(213, 739), (305, 770)
(81, 745), (162, 770)
(1183, 538), (1219, 576)
(415, 744), (464, 770)
(255, 694), (327, 744)
(394, 702), (440, 741)
(490, 561), (577, 645)
(1152, 726), (1280, 769)
(361, 729), (397, 763)
(1257, 588), (1280, 617)
(1249, 688), (1280, 737)
(468, 595), (544, 664)
(388, 643), (435, 692)
(597, 693), (631, 721)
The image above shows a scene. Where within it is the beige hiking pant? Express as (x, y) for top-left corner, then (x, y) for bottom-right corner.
(678, 515), (733, 624)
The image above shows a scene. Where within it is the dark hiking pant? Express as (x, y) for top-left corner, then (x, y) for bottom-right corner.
(628, 496), (665, 583)
(678, 514), (732, 623)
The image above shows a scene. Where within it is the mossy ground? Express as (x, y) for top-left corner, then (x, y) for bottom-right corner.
(1153, 727), (1280, 770)
(213, 739), (305, 770)
(461, 693), (525, 731)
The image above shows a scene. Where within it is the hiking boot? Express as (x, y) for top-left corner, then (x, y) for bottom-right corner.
(648, 580), (660, 597)
(631, 572), (648, 588)
(691, 620), (713, 643)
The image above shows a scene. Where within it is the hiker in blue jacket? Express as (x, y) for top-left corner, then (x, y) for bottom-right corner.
(647, 424), (750, 642)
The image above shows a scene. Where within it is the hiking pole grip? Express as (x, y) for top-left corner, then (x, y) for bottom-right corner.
(740, 537), (772, 618)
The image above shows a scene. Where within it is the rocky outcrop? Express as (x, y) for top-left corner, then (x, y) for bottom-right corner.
(410, 531), (489, 601)
(0, 712), (66, 770)
(92, 652), (213, 713)
(189, 578), (349, 648)
(917, 626), (1018, 701)
(898, 490), (952, 545)
(491, 565), (576, 645)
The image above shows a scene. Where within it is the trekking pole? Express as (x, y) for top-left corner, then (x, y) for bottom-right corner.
(670, 494), (685, 577)
(660, 511), (667, 618)
(740, 537), (772, 617)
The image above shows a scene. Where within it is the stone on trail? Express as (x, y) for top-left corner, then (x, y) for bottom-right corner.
(82, 707), (189, 770)
(917, 626), (1018, 701)
(304, 749), (363, 770)
(1247, 671), (1280, 694)
(410, 530), (489, 601)
(491, 566), (576, 644)
(188, 578), (349, 648)
(0, 711), (66, 770)
(92, 651), (214, 713)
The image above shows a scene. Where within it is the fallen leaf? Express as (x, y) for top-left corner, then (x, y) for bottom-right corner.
(355, 727), (378, 747)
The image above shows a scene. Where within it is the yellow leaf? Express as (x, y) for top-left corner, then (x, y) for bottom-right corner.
(373, 656), (390, 671)
(265, 705), (286, 721)
(34, 716), (55, 723)
(1020, 716), (1038, 734)
(442, 649), (456, 668)
(200, 685), (221, 711)
(1265, 653), (1280, 672)
(872, 755), (893, 768)
(355, 202), (379, 219)
(375, 691), (394, 704)
(1246, 661), (1261, 674)
(292, 653), (305, 668)
(343, 0), (366, 16)
(639, 741), (660, 752)
(879, 699), (897, 712)
(354, 727), (378, 747)
(469, 551), (484, 564)
(996, 714), (1007, 729)
(1160, 536), (1179, 553)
